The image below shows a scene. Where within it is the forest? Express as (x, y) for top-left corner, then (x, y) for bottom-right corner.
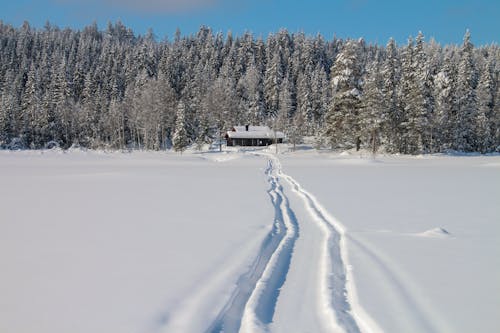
(0, 21), (498, 153)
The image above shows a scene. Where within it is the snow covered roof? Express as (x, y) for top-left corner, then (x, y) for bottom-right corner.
(226, 126), (285, 139)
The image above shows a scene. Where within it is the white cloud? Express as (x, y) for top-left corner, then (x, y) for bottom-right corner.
(57, 0), (221, 13)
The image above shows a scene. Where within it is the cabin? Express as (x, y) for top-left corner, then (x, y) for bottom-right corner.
(225, 125), (285, 147)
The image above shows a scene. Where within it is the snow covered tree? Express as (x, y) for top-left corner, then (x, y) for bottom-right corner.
(173, 100), (189, 152)
(325, 39), (364, 150)
(156, 71), (178, 149)
(434, 52), (459, 151)
(287, 109), (303, 151)
(296, 68), (314, 134)
(397, 33), (433, 154)
(238, 63), (265, 124)
(494, 68), (500, 150)
(204, 76), (238, 138)
(0, 21), (496, 153)
(382, 38), (402, 152)
(361, 60), (385, 153)
(310, 64), (329, 131)
(412, 32), (434, 153)
(264, 42), (284, 118)
(20, 64), (39, 146)
(475, 58), (496, 152)
(0, 85), (15, 146)
(455, 30), (478, 152)
(276, 75), (294, 133)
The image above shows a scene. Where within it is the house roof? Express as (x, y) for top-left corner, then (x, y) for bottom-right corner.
(226, 126), (285, 139)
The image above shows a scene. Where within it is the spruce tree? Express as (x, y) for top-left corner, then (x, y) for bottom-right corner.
(406, 32), (433, 154)
(311, 64), (329, 131)
(289, 109), (304, 151)
(434, 53), (459, 151)
(382, 38), (402, 152)
(325, 39), (364, 150)
(455, 30), (478, 152)
(296, 69), (313, 133)
(398, 35), (430, 154)
(276, 75), (293, 133)
(264, 46), (283, 118)
(361, 60), (385, 153)
(173, 100), (189, 152)
(494, 70), (500, 150)
(20, 64), (38, 146)
(476, 59), (495, 152)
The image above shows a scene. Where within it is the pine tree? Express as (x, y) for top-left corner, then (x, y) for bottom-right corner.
(409, 32), (434, 153)
(296, 68), (313, 133)
(361, 60), (385, 153)
(237, 63), (264, 124)
(173, 100), (189, 152)
(398, 34), (432, 154)
(289, 109), (304, 151)
(264, 46), (283, 118)
(476, 58), (495, 152)
(156, 71), (178, 149)
(276, 75), (293, 133)
(455, 30), (478, 152)
(434, 52), (459, 151)
(310, 64), (329, 131)
(20, 64), (39, 146)
(0, 89), (13, 146)
(325, 39), (364, 150)
(494, 68), (500, 150)
(52, 58), (74, 147)
(382, 38), (402, 153)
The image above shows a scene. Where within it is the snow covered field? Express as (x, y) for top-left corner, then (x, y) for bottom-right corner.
(1, 148), (499, 333)
(279, 151), (500, 333)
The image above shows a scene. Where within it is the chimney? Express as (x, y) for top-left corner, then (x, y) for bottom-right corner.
(245, 124), (249, 131)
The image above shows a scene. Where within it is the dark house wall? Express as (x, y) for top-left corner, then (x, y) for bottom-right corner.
(226, 137), (283, 146)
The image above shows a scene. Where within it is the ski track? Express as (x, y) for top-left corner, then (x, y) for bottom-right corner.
(169, 152), (423, 333)
(206, 159), (299, 333)
(215, 152), (373, 333)
(269, 155), (362, 333)
(273, 153), (441, 333)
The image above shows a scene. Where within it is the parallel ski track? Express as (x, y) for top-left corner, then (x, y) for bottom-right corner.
(170, 152), (437, 333)
(270, 154), (362, 333)
(207, 153), (384, 333)
(206, 159), (299, 333)
(272, 153), (442, 333)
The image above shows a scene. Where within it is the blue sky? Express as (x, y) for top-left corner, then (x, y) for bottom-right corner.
(1, 0), (498, 45)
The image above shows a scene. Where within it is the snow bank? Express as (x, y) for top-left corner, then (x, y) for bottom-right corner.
(417, 227), (452, 238)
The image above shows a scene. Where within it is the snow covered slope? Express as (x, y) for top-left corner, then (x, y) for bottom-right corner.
(1, 149), (498, 333)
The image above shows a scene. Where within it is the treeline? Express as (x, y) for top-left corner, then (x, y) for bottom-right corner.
(0, 21), (498, 153)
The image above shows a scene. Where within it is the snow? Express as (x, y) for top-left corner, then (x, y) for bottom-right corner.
(227, 126), (285, 139)
(0, 150), (272, 333)
(417, 227), (452, 238)
(279, 150), (500, 333)
(1, 148), (499, 333)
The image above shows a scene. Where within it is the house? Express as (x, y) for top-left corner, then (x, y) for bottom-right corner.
(225, 125), (285, 146)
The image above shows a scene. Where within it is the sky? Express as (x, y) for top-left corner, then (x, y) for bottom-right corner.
(0, 0), (498, 46)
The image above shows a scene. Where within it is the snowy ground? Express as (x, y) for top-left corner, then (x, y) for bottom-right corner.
(278, 150), (500, 333)
(0, 147), (499, 333)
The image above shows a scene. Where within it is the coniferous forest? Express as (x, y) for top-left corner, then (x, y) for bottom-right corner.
(0, 21), (498, 153)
